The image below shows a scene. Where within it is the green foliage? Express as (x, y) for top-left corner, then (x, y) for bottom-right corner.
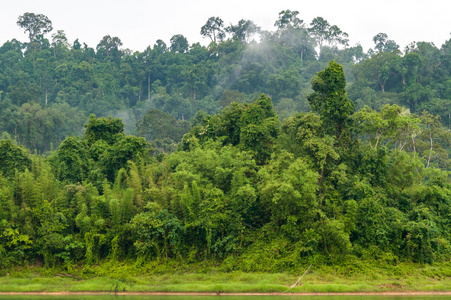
(101, 135), (150, 182)
(0, 140), (31, 178)
(84, 115), (124, 146)
(184, 94), (278, 164)
(258, 152), (319, 227)
(354, 104), (418, 150)
(17, 12), (53, 42)
(51, 115), (153, 184)
(137, 108), (190, 153)
(1, 14), (451, 273)
(131, 204), (183, 260)
(0, 226), (32, 267)
(279, 112), (339, 171)
(50, 136), (91, 183)
(307, 60), (354, 138)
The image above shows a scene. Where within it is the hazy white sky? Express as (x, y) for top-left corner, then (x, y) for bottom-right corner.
(1, 0), (450, 52)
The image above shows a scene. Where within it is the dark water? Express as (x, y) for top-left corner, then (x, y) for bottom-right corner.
(1, 296), (451, 300)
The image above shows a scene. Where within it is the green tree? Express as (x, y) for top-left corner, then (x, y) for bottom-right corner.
(34, 200), (67, 267)
(227, 20), (260, 43)
(185, 94), (278, 164)
(0, 227), (33, 266)
(416, 111), (451, 168)
(51, 30), (70, 58)
(17, 12), (53, 43)
(50, 136), (92, 183)
(137, 108), (190, 153)
(258, 152), (319, 227)
(353, 51), (399, 93)
(96, 35), (123, 60)
(200, 17), (226, 44)
(353, 104), (418, 150)
(308, 17), (348, 51)
(101, 135), (150, 182)
(274, 9), (303, 30)
(0, 140), (32, 178)
(84, 115), (124, 146)
(372, 33), (399, 53)
(131, 204), (183, 260)
(170, 34), (189, 54)
(307, 60), (354, 137)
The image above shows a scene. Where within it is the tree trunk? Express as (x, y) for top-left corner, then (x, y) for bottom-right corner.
(379, 80), (386, 93)
(148, 75), (151, 101)
(427, 128), (433, 168)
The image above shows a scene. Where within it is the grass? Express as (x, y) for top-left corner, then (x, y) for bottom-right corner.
(2, 261), (451, 293)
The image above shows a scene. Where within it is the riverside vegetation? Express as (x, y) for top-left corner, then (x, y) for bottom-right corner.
(1, 10), (451, 293)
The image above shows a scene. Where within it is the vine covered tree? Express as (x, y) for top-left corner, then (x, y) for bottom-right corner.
(0, 140), (32, 178)
(307, 60), (354, 137)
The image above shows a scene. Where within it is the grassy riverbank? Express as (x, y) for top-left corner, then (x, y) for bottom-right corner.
(2, 261), (451, 293)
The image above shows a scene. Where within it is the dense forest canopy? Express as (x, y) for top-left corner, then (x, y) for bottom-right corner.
(0, 11), (449, 154)
(1, 11), (451, 272)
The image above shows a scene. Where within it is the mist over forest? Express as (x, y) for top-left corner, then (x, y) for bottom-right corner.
(1, 11), (451, 272)
(1, 11), (449, 153)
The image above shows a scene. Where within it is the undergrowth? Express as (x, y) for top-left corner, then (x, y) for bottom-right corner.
(2, 258), (451, 293)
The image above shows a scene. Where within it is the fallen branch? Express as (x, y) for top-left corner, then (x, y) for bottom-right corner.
(283, 264), (312, 293)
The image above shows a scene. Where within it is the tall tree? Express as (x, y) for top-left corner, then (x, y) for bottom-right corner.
(308, 17), (330, 50)
(170, 34), (189, 53)
(96, 35), (123, 60)
(153, 39), (167, 54)
(274, 9), (303, 30)
(353, 51), (399, 93)
(307, 60), (354, 137)
(200, 17), (226, 44)
(84, 115), (124, 146)
(17, 13), (53, 43)
(226, 19), (260, 43)
(372, 33), (399, 53)
(309, 17), (348, 51)
(51, 30), (70, 58)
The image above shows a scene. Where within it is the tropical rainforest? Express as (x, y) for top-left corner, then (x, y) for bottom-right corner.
(1, 10), (451, 274)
